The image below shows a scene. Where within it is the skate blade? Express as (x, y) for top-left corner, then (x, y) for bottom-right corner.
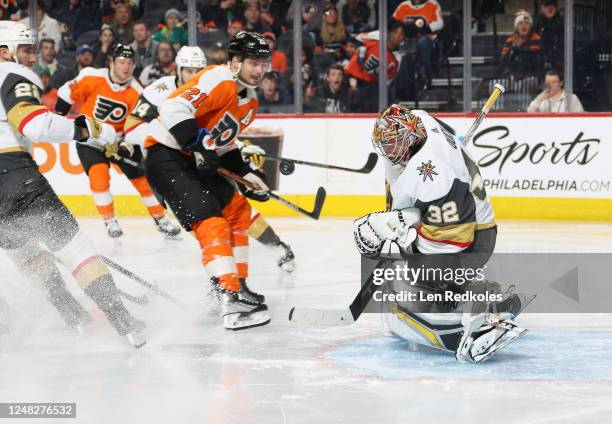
(126, 332), (147, 348)
(473, 327), (527, 363)
(280, 260), (296, 273)
(224, 310), (271, 330)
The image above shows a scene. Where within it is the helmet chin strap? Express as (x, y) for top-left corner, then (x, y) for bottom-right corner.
(229, 60), (257, 90)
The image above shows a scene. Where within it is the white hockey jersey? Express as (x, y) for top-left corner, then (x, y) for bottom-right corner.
(123, 75), (177, 146)
(0, 61), (75, 153)
(385, 110), (495, 254)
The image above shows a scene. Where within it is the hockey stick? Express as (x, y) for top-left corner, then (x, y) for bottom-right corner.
(217, 167), (327, 220)
(463, 83), (505, 146)
(289, 85), (506, 326)
(117, 288), (149, 306)
(101, 256), (184, 307)
(289, 259), (386, 326)
(264, 152), (378, 175)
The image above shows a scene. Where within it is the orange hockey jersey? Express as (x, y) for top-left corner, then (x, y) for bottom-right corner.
(57, 67), (142, 134)
(144, 65), (258, 153)
(392, 0), (444, 32)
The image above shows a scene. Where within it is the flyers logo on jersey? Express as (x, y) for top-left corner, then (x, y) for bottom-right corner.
(94, 96), (128, 123)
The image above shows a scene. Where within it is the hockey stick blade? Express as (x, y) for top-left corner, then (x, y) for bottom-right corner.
(266, 152), (378, 174)
(267, 186), (326, 220)
(289, 260), (383, 326)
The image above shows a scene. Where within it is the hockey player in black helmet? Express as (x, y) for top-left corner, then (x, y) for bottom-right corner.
(227, 31), (272, 89)
(108, 43), (136, 85)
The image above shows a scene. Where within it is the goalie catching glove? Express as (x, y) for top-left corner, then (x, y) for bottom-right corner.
(353, 209), (421, 259)
(73, 114), (117, 151)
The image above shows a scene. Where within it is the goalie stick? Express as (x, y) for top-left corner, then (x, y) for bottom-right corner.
(289, 85), (506, 326)
(264, 152), (378, 175)
(217, 167), (327, 220)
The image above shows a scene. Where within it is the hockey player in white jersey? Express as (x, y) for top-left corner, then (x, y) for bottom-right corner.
(124, 45), (296, 272)
(0, 22), (145, 347)
(353, 104), (529, 362)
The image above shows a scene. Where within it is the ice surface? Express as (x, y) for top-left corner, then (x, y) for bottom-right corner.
(1, 217), (611, 424)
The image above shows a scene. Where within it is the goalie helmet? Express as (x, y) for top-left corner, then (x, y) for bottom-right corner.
(372, 104), (427, 165)
(0, 21), (33, 59)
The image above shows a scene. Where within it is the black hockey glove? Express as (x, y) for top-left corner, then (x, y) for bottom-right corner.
(237, 169), (270, 202)
(184, 128), (219, 176)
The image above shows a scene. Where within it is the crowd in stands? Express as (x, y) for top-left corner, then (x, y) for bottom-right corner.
(6, 0), (598, 113)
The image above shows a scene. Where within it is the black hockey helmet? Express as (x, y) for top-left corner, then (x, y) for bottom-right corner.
(227, 31), (271, 61)
(110, 43), (135, 61)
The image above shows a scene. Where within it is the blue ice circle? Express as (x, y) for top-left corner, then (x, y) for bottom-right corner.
(326, 330), (612, 381)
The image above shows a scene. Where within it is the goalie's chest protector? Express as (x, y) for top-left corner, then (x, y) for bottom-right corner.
(385, 110), (495, 227)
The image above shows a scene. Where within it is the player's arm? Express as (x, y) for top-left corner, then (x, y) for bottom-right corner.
(414, 179), (477, 254)
(124, 93), (158, 146)
(0, 72), (115, 146)
(55, 68), (91, 116)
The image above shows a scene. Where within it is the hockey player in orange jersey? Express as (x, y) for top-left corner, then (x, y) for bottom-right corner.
(144, 32), (273, 330)
(56, 44), (180, 240)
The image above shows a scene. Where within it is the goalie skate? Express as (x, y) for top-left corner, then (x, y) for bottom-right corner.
(456, 314), (527, 363)
(221, 291), (270, 330)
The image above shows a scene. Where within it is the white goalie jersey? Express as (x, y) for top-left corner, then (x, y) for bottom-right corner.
(385, 110), (495, 254)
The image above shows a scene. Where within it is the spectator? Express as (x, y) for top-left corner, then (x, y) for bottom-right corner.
(96, 0), (138, 26)
(110, 3), (134, 44)
(345, 23), (406, 112)
(153, 8), (188, 48)
(20, 3), (62, 51)
(342, 0), (374, 34)
(257, 71), (287, 107)
(287, 1), (326, 33)
(33, 65), (58, 111)
(227, 18), (244, 39)
(316, 4), (348, 50)
(92, 26), (116, 68)
(527, 70), (584, 113)
(243, 2), (272, 34)
(50, 43), (94, 89)
(533, 0), (564, 71)
(38, 39), (59, 76)
(204, 45), (228, 65)
(498, 11), (542, 80)
(130, 20), (158, 77)
(304, 64), (360, 113)
(340, 36), (360, 67)
(392, 0), (444, 84)
(201, 0), (237, 33)
(53, 0), (95, 41)
(139, 41), (176, 86)
(197, 21), (229, 50)
(258, 0), (288, 33)
(263, 32), (288, 75)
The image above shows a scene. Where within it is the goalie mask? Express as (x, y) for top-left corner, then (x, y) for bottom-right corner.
(372, 104), (427, 165)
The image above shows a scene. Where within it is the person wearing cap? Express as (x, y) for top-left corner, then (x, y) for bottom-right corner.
(153, 8), (188, 47)
(534, 0), (564, 70)
(50, 43), (95, 89)
(262, 32), (287, 75)
(33, 65), (59, 111)
(498, 10), (542, 80)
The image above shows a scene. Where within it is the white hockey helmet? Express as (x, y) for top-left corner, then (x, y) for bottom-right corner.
(0, 21), (34, 59)
(176, 46), (206, 81)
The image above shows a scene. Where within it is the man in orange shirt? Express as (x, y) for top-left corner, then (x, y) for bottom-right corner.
(56, 44), (180, 240)
(144, 31), (272, 330)
(392, 0), (444, 85)
(345, 22), (405, 112)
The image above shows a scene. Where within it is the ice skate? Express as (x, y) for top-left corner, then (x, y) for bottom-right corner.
(104, 218), (124, 239)
(221, 291), (270, 330)
(154, 215), (181, 240)
(277, 241), (295, 272)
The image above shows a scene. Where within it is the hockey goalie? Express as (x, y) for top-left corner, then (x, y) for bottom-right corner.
(354, 104), (533, 362)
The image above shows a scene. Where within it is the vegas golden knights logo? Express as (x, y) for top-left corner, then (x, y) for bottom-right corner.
(94, 96), (128, 122)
